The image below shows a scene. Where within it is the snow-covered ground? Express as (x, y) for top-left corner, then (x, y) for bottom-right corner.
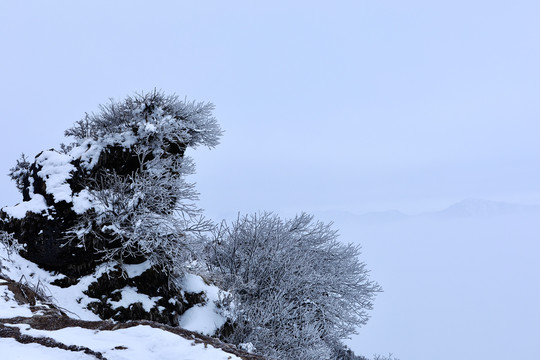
(3, 338), (93, 360)
(0, 246), (242, 359)
(317, 199), (540, 360)
(2, 323), (241, 360)
(0, 248), (111, 321)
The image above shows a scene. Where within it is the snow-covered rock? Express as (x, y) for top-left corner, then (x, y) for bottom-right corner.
(0, 244), (264, 360)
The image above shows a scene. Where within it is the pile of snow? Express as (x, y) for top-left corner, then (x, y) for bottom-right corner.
(177, 273), (227, 336)
(109, 286), (161, 312)
(35, 150), (76, 203)
(2, 194), (48, 219)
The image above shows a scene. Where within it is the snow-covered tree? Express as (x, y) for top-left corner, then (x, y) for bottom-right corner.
(207, 212), (382, 360)
(63, 90), (222, 274)
(64, 90), (221, 149)
(66, 156), (211, 274)
(1, 90), (221, 276)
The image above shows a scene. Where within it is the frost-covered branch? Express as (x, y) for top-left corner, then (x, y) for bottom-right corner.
(8, 153), (31, 198)
(66, 153), (212, 274)
(64, 90), (222, 151)
(207, 212), (382, 359)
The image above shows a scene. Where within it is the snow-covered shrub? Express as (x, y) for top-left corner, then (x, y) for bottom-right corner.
(66, 153), (212, 274)
(334, 346), (370, 360)
(372, 354), (400, 360)
(62, 90), (222, 274)
(64, 90), (221, 152)
(207, 212), (382, 360)
(8, 154), (31, 199)
(0, 230), (22, 257)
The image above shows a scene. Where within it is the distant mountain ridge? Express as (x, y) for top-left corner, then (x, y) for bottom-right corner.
(316, 198), (540, 224)
(425, 198), (540, 218)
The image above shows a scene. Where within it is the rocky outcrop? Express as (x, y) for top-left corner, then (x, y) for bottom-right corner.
(0, 140), (188, 276)
(0, 272), (265, 360)
(0, 91), (222, 328)
(0, 150), (93, 274)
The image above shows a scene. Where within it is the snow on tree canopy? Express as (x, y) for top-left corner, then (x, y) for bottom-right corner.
(65, 91), (222, 154)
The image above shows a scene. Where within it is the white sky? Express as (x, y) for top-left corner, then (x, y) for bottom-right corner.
(1, 1), (540, 216)
(1, 2), (539, 358)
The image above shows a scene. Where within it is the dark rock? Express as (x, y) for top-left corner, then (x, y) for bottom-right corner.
(81, 264), (208, 326)
(0, 139), (187, 276)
